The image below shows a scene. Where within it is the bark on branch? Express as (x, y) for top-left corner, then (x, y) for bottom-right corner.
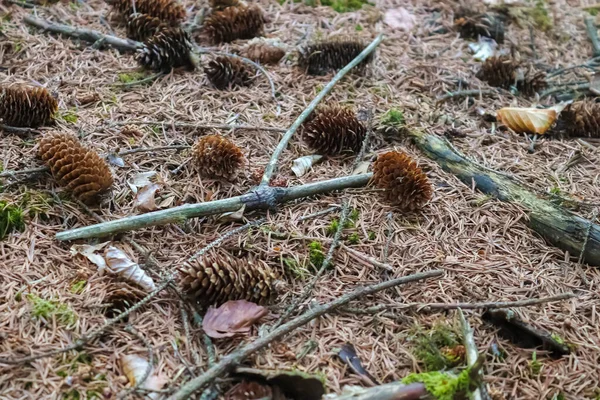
(411, 130), (600, 266)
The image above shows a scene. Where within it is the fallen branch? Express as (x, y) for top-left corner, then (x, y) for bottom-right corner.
(458, 309), (490, 400)
(585, 15), (600, 57)
(437, 89), (501, 102)
(259, 34), (384, 186)
(167, 269), (444, 400)
(106, 120), (287, 133)
(411, 130), (600, 266)
(323, 383), (428, 400)
(539, 82), (590, 98)
(0, 124), (42, 136)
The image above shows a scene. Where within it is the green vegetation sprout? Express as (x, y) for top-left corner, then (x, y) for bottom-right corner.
(0, 200), (25, 239)
(402, 368), (471, 400)
(27, 293), (78, 327)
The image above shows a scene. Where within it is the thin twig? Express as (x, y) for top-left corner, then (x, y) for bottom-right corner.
(0, 166), (49, 178)
(436, 89), (500, 102)
(458, 309), (490, 400)
(259, 34), (384, 186)
(546, 60), (600, 79)
(383, 212), (394, 264)
(297, 205), (341, 222)
(585, 15), (600, 57)
(117, 144), (191, 156)
(539, 82), (591, 98)
(167, 269), (444, 400)
(106, 120), (287, 133)
(113, 72), (165, 88)
(0, 124), (42, 136)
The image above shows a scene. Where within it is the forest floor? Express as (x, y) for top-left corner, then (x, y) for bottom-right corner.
(1, 0), (600, 399)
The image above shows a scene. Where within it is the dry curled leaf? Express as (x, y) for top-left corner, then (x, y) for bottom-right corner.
(219, 204), (246, 222)
(105, 246), (156, 292)
(496, 107), (558, 135)
(203, 300), (268, 339)
(337, 344), (379, 386)
(134, 183), (161, 213)
(70, 242), (110, 273)
(291, 155), (323, 177)
(127, 171), (157, 194)
(120, 354), (167, 399)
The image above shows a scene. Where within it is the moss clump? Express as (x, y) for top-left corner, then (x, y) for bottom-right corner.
(308, 241), (326, 270)
(529, 351), (542, 376)
(0, 200), (25, 239)
(70, 280), (87, 294)
(58, 109), (78, 124)
(381, 108), (405, 128)
(321, 0), (369, 12)
(402, 368), (471, 400)
(27, 293), (78, 327)
(525, 1), (552, 31)
(368, 231), (376, 240)
(20, 189), (54, 219)
(118, 71), (147, 84)
(411, 323), (463, 371)
(282, 256), (309, 280)
(347, 232), (360, 245)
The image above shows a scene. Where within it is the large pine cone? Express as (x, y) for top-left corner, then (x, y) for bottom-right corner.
(372, 151), (432, 211)
(454, 9), (504, 44)
(477, 56), (546, 97)
(192, 135), (245, 179)
(298, 40), (373, 76)
(204, 5), (265, 44)
(38, 133), (113, 203)
(302, 106), (366, 155)
(110, 0), (185, 23)
(126, 13), (166, 41)
(136, 27), (195, 72)
(559, 100), (600, 138)
(244, 40), (285, 65)
(204, 56), (252, 89)
(0, 86), (57, 128)
(178, 251), (280, 307)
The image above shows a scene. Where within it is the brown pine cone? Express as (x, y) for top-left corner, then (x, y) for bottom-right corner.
(38, 132), (113, 203)
(298, 40), (373, 76)
(477, 56), (546, 97)
(192, 135), (245, 179)
(302, 106), (366, 155)
(372, 151), (432, 211)
(204, 5), (265, 44)
(454, 8), (504, 44)
(244, 40), (285, 64)
(204, 56), (252, 89)
(0, 86), (57, 128)
(109, 0), (186, 23)
(559, 100), (600, 138)
(209, 0), (242, 11)
(136, 27), (196, 72)
(126, 13), (167, 41)
(178, 251), (280, 307)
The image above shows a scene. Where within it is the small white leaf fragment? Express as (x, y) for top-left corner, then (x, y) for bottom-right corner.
(127, 171), (157, 194)
(134, 183), (161, 213)
(70, 242), (110, 274)
(107, 153), (125, 168)
(470, 37), (497, 61)
(383, 7), (416, 31)
(352, 161), (370, 175)
(105, 246), (156, 292)
(291, 155), (323, 177)
(219, 204), (246, 222)
(120, 354), (167, 400)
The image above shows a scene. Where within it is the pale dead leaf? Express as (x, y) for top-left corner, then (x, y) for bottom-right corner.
(120, 354), (167, 400)
(158, 196), (175, 208)
(105, 246), (156, 292)
(496, 107), (558, 135)
(70, 242), (110, 274)
(134, 183), (161, 213)
(219, 204), (246, 222)
(383, 7), (416, 31)
(352, 161), (371, 175)
(127, 171), (157, 194)
(291, 155), (323, 177)
(107, 153), (125, 168)
(203, 300), (268, 339)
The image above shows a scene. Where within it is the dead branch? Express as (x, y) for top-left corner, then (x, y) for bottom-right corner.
(323, 383), (429, 400)
(585, 15), (600, 57)
(0, 124), (42, 136)
(458, 309), (490, 400)
(259, 34), (384, 186)
(411, 130), (600, 266)
(539, 82), (591, 98)
(436, 89), (501, 102)
(106, 120), (287, 133)
(167, 269), (444, 400)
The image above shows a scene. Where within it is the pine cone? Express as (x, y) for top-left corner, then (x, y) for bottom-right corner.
(136, 27), (195, 72)
(372, 151), (432, 211)
(38, 133), (113, 203)
(126, 13), (167, 41)
(178, 251), (280, 307)
(298, 40), (373, 76)
(192, 135), (245, 179)
(120, 124), (145, 136)
(103, 282), (146, 318)
(0, 86), (57, 128)
(110, 0), (185, 23)
(302, 106), (366, 155)
(209, 0), (241, 11)
(476, 56), (547, 97)
(454, 9), (504, 44)
(204, 56), (252, 89)
(244, 40), (285, 64)
(204, 5), (265, 44)
(559, 100), (600, 138)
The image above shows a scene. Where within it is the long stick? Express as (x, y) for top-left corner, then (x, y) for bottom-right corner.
(106, 120), (287, 133)
(168, 269), (444, 400)
(55, 173), (372, 240)
(259, 34), (384, 186)
(585, 16), (600, 57)
(458, 309), (489, 400)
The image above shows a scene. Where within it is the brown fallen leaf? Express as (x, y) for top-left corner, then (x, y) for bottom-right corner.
(203, 300), (268, 339)
(496, 105), (565, 135)
(134, 183), (161, 213)
(120, 354), (167, 399)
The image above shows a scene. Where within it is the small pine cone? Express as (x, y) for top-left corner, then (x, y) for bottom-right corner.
(244, 40), (285, 64)
(126, 13), (166, 41)
(120, 124), (145, 136)
(204, 5), (265, 44)
(372, 151), (432, 211)
(110, 0), (185, 23)
(38, 133), (113, 203)
(516, 71), (547, 97)
(103, 282), (146, 318)
(302, 106), (366, 155)
(178, 251), (280, 307)
(476, 56), (517, 90)
(192, 135), (244, 179)
(204, 56), (252, 89)
(0, 86), (57, 128)
(559, 100), (600, 138)
(298, 40), (373, 76)
(136, 27), (195, 72)
(209, 0), (241, 11)
(454, 9), (504, 44)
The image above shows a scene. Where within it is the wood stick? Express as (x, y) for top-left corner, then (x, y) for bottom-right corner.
(167, 269), (444, 400)
(437, 89), (501, 102)
(585, 15), (600, 57)
(323, 383), (428, 400)
(259, 34), (384, 186)
(411, 129), (600, 266)
(458, 309), (490, 400)
(0, 124), (42, 136)
(106, 120), (287, 133)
